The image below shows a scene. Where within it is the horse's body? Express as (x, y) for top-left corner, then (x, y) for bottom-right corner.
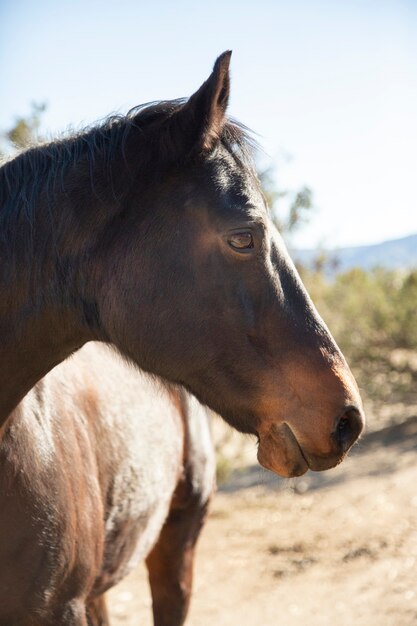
(0, 343), (214, 625)
(1, 52), (365, 625)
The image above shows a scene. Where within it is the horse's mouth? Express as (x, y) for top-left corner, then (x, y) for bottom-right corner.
(257, 422), (310, 478)
(291, 434), (311, 473)
(256, 418), (353, 478)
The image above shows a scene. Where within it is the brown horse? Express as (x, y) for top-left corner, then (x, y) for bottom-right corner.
(1, 344), (214, 626)
(0, 52), (364, 624)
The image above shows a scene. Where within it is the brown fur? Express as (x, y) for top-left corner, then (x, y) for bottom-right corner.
(0, 344), (214, 625)
(0, 53), (364, 474)
(0, 53), (365, 624)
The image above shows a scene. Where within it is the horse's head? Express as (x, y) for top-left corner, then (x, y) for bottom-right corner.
(97, 52), (364, 477)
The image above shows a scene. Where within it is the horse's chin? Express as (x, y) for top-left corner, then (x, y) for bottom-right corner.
(257, 422), (309, 478)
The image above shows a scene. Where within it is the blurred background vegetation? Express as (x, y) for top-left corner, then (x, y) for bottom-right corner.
(2, 105), (416, 472)
(0, 102), (46, 155)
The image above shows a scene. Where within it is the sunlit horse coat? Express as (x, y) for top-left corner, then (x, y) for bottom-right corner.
(0, 343), (215, 626)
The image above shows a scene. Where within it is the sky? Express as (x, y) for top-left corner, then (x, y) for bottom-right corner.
(1, 0), (416, 249)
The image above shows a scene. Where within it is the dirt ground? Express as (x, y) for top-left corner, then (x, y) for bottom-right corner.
(107, 416), (417, 626)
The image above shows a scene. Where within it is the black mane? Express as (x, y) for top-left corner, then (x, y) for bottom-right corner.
(0, 100), (256, 243)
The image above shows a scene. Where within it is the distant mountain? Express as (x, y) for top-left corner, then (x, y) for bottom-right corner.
(291, 233), (417, 275)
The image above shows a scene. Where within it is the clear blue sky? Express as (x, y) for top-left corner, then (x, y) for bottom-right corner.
(1, 0), (416, 249)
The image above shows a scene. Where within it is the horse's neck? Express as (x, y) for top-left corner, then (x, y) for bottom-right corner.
(0, 146), (130, 425)
(0, 297), (90, 426)
(0, 237), (93, 426)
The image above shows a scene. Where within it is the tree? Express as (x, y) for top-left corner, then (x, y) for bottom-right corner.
(1, 102), (46, 155)
(257, 162), (313, 239)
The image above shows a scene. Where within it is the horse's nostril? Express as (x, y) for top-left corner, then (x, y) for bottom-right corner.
(336, 407), (364, 453)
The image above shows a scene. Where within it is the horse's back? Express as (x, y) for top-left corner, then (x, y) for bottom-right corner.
(0, 343), (192, 622)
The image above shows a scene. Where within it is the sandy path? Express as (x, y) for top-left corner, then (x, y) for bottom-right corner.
(108, 417), (417, 626)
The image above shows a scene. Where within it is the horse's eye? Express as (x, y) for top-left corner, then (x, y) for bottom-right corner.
(227, 232), (254, 250)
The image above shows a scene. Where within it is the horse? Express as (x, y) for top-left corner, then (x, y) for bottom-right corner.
(1, 343), (215, 626)
(0, 51), (365, 624)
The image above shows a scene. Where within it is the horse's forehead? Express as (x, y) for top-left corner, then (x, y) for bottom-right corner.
(208, 148), (250, 188)
(205, 149), (264, 215)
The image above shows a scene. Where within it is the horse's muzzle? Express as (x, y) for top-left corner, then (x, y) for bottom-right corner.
(257, 404), (365, 478)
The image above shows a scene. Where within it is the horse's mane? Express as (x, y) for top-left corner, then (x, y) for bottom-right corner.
(0, 99), (257, 242)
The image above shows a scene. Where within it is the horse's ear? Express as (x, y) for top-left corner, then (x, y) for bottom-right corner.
(170, 51), (232, 155)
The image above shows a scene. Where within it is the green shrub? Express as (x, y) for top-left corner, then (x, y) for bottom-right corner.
(300, 267), (417, 414)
